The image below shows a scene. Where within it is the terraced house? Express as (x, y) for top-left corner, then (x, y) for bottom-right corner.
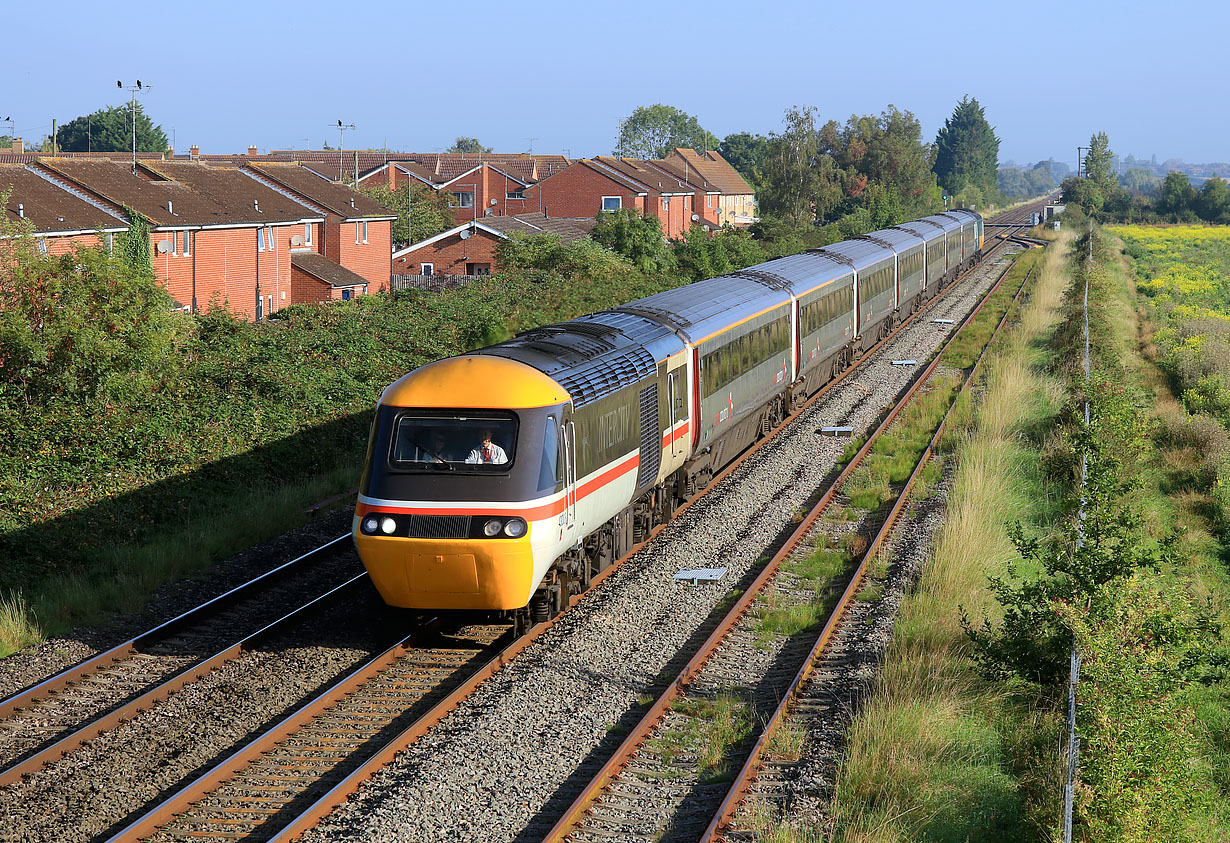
(2, 159), (396, 320)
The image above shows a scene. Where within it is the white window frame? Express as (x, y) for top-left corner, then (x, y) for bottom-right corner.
(451, 192), (474, 209)
(601, 196), (621, 211)
(182, 230), (192, 255)
(257, 228), (265, 252)
(105, 232), (114, 255)
(265, 227), (274, 251)
(421, 262), (434, 275)
(304, 222), (312, 244)
(38, 239), (47, 254)
(506, 190), (524, 200)
(362, 220), (369, 243)
(662, 197), (670, 211)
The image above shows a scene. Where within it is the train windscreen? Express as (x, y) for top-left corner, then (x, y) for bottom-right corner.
(391, 412), (518, 471)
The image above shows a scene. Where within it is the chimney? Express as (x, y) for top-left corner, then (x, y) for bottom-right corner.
(167, 200), (173, 215)
(17, 203), (23, 217)
(349, 197), (355, 209)
(12, 138), (23, 154)
(254, 199), (260, 212)
(248, 145), (258, 156)
(189, 144), (200, 158)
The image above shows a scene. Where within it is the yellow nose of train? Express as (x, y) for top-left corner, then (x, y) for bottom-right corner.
(354, 355), (571, 611)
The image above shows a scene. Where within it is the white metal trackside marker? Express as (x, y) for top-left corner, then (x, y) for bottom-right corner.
(674, 567), (728, 584)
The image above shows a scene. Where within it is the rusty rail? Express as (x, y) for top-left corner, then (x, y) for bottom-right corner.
(538, 236), (1036, 842)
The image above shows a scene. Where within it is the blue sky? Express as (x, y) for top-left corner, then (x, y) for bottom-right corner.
(5, 0), (1225, 168)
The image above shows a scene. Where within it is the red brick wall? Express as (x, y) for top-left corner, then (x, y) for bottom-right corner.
(157, 222), (308, 321)
(520, 163), (646, 221)
(336, 219), (391, 290)
(41, 232), (111, 257)
(392, 228), (502, 276)
(445, 165), (534, 225)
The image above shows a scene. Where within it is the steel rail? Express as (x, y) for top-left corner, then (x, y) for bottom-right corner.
(537, 242), (1035, 843)
(0, 534), (352, 723)
(0, 571), (370, 789)
(702, 262), (1039, 841)
(247, 207), (1039, 843)
(64, 202), (1039, 840)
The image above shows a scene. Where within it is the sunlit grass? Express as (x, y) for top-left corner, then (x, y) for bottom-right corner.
(7, 461), (360, 655)
(819, 231), (1073, 842)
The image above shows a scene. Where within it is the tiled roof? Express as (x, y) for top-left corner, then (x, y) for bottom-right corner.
(648, 158), (717, 192)
(592, 157), (694, 194)
(665, 149), (754, 195)
(245, 163), (395, 219)
(574, 159), (652, 194)
(0, 164), (128, 233)
(38, 159), (319, 228)
(291, 250), (371, 288)
(481, 213), (594, 243)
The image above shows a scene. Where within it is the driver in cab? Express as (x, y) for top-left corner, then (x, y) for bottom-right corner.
(466, 429), (508, 465)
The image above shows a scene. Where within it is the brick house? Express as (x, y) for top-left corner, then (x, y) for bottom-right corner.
(661, 148), (758, 226)
(1, 164), (129, 257)
(518, 160), (649, 224)
(290, 250), (371, 303)
(36, 158), (325, 320)
(391, 213), (594, 277)
(243, 162), (395, 290)
(353, 154), (573, 223)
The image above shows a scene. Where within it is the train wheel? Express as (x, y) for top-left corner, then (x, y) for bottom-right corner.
(512, 606), (532, 637)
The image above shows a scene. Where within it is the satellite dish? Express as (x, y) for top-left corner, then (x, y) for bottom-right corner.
(691, 213), (699, 221)
(156, 240), (172, 253)
(459, 229), (471, 239)
(490, 198), (498, 205)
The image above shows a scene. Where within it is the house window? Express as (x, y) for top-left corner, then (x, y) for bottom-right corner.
(362, 221), (369, 243)
(506, 190), (524, 200)
(355, 220), (369, 244)
(421, 262), (434, 275)
(105, 232), (114, 254)
(342, 289), (352, 301)
(601, 196), (622, 211)
(38, 239), (47, 254)
(304, 222), (312, 244)
(265, 227), (274, 251)
(466, 263), (491, 276)
(451, 192), (474, 208)
(257, 229), (265, 251)
(182, 231), (192, 255)
(662, 197), (670, 211)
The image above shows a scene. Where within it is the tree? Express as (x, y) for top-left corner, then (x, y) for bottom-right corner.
(1085, 131), (1118, 196)
(717, 132), (769, 187)
(360, 181), (454, 249)
(758, 105), (842, 227)
(1160, 171), (1197, 218)
(1198, 175), (1230, 222)
(56, 103), (168, 153)
(933, 96), (999, 201)
(590, 208), (674, 273)
(615, 104), (718, 160)
(448, 137), (492, 154)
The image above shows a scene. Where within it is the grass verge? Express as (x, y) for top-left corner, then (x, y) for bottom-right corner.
(823, 233), (1072, 842)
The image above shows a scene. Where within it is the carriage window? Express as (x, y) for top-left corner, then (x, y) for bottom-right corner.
(391, 412), (518, 471)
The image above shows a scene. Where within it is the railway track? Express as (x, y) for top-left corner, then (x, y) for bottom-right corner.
(0, 536), (358, 786)
(534, 237), (1037, 843)
(0, 200), (1049, 842)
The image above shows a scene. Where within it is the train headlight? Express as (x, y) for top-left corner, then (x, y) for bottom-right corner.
(503, 518), (527, 538)
(380, 516), (397, 535)
(483, 518), (504, 537)
(361, 516), (380, 535)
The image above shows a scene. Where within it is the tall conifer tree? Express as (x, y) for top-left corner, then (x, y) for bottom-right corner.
(933, 96), (999, 200)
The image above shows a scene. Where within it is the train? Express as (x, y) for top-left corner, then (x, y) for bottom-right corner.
(354, 209), (983, 631)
